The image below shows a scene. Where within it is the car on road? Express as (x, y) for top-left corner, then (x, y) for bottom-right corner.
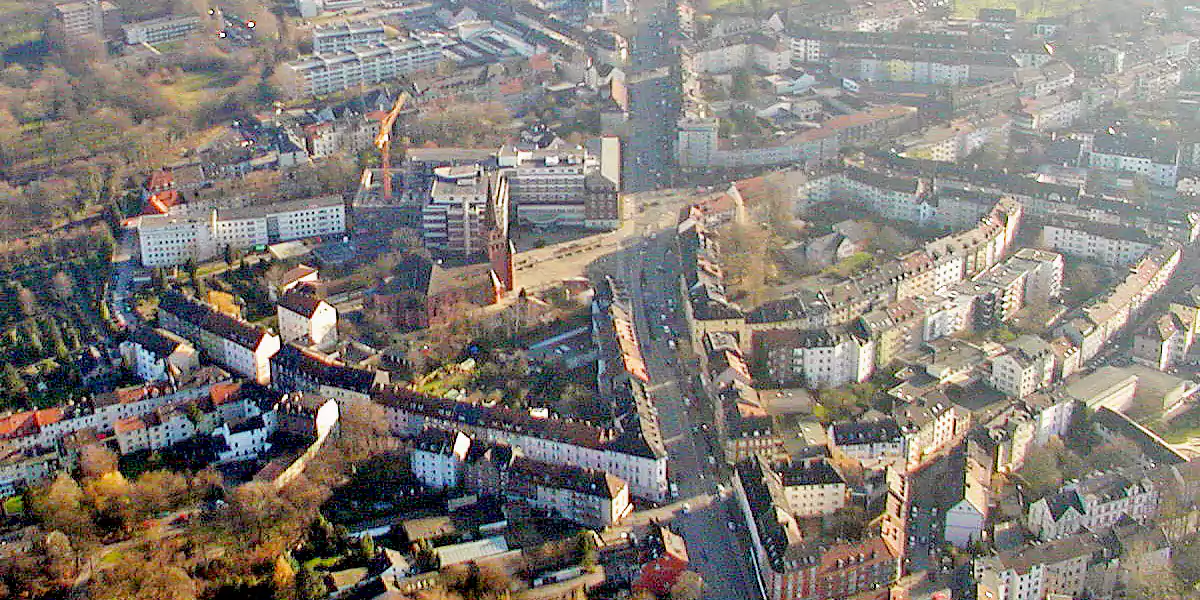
(681, 503), (691, 514)
(727, 521), (736, 531)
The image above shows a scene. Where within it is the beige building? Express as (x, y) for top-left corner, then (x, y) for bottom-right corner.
(277, 291), (338, 348)
(422, 166), (510, 257)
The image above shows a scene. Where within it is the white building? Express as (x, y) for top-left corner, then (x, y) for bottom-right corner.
(411, 429), (471, 489)
(122, 15), (200, 45)
(990, 335), (1055, 398)
(312, 21), (386, 54)
(138, 196), (346, 267)
(499, 146), (596, 228)
(276, 291), (338, 348)
(974, 533), (1101, 600)
(828, 419), (904, 465)
(773, 457), (848, 518)
(119, 327), (199, 383)
(759, 328), (875, 388)
(157, 292), (281, 385)
(279, 38), (444, 98)
(1026, 472), (1159, 540)
(55, 0), (103, 39)
(1041, 220), (1154, 267)
(505, 456), (633, 528)
(423, 166), (509, 256)
(1088, 132), (1180, 187)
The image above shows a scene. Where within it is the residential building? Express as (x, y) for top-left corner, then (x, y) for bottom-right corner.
(410, 429), (471, 489)
(279, 38), (444, 98)
(138, 196), (347, 267)
(1087, 130), (1180, 187)
(377, 388), (669, 501)
(422, 166), (510, 257)
(276, 291), (338, 348)
(366, 251), (510, 330)
(973, 533), (1102, 600)
(1041, 219), (1154, 266)
(0, 447), (63, 498)
(269, 344), (385, 403)
(828, 419), (905, 466)
(989, 335), (1055, 399)
(772, 457), (848, 518)
(157, 291), (281, 385)
(122, 15), (200, 45)
(733, 456), (897, 600)
(755, 328), (875, 388)
(505, 456), (632, 528)
(312, 21), (386, 55)
(119, 327), (199, 384)
(1026, 471), (1159, 540)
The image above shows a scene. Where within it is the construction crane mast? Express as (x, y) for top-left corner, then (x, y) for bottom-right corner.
(374, 91), (410, 203)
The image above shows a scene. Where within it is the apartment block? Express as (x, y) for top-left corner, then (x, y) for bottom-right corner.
(1041, 219), (1154, 267)
(1026, 472), (1158, 540)
(119, 327), (199, 384)
(280, 38), (444, 98)
(138, 196), (346, 267)
(410, 429), (471, 489)
(276, 291), (338, 348)
(122, 15), (200, 45)
(157, 291), (281, 385)
(268, 344), (385, 403)
(313, 21), (386, 55)
(755, 327), (876, 388)
(974, 533), (1101, 600)
(1088, 130), (1180, 187)
(989, 335), (1055, 399)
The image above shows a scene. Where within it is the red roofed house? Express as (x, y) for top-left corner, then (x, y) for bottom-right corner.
(633, 526), (691, 596)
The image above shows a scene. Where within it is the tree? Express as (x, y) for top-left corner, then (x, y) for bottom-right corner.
(577, 530), (598, 570)
(30, 474), (93, 541)
(46, 319), (69, 362)
(441, 563), (511, 600)
(131, 470), (189, 517)
(670, 571), (705, 600)
(79, 445), (119, 478)
(273, 555), (297, 600)
(357, 534), (376, 561)
(42, 530), (77, 581)
(295, 565), (327, 600)
(4, 363), (27, 398)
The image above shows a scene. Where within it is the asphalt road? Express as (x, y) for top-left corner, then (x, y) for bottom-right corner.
(622, 1), (682, 193)
(618, 226), (761, 600)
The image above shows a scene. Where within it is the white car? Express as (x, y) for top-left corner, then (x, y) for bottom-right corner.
(681, 503), (691, 514)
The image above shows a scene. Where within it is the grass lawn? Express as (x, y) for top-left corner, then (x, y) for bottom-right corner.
(303, 555), (342, 570)
(1155, 408), (1200, 444)
(3, 495), (23, 516)
(100, 550), (125, 565)
(822, 252), (874, 278)
(153, 71), (241, 113)
(952, 0), (1084, 19)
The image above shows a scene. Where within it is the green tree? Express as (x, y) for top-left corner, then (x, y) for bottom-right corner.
(46, 319), (69, 362)
(578, 530), (598, 570)
(25, 321), (44, 357)
(4, 363), (27, 397)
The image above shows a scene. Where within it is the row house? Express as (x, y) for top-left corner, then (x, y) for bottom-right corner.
(974, 532), (1102, 600)
(703, 333), (786, 464)
(119, 327), (199, 384)
(1060, 242), (1182, 363)
(376, 388), (669, 501)
(1026, 471), (1159, 540)
(755, 327), (876, 389)
(734, 456), (897, 600)
(269, 344), (386, 403)
(157, 291), (282, 385)
(1041, 218), (1156, 267)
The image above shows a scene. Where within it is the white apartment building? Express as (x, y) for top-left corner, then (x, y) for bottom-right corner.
(55, 0), (103, 39)
(588, 0), (631, 17)
(114, 407), (196, 455)
(1088, 133), (1180, 187)
(990, 335), (1055, 398)
(1026, 473), (1159, 540)
(974, 533), (1100, 600)
(119, 327), (198, 384)
(280, 38), (444, 98)
(506, 457), (633, 528)
(0, 448), (62, 498)
(773, 458), (848, 518)
(138, 196), (346, 267)
(687, 34), (791, 75)
(380, 390), (669, 501)
(828, 419), (905, 465)
(157, 292), (281, 385)
(675, 116), (720, 168)
(1041, 221), (1154, 266)
(422, 166), (509, 256)
(760, 328), (876, 388)
(411, 429), (471, 490)
(122, 15), (200, 45)
(276, 292), (338, 348)
(312, 21), (386, 55)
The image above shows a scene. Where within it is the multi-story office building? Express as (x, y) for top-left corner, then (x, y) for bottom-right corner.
(312, 21), (386, 54)
(279, 38), (444, 98)
(122, 15), (200, 45)
(157, 291), (281, 385)
(138, 196), (346, 267)
(499, 146), (598, 228)
(422, 166), (509, 257)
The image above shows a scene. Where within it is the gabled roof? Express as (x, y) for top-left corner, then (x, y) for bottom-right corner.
(278, 290), (327, 318)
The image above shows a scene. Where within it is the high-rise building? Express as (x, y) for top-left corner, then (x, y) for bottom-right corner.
(422, 165), (509, 257)
(55, 0), (103, 39)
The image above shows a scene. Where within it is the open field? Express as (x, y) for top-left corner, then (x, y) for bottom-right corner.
(952, 0), (1084, 18)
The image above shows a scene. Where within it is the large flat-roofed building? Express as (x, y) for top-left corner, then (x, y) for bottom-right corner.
(138, 196), (346, 267)
(422, 166), (509, 257)
(279, 38), (444, 98)
(122, 15), (200, 45)
(312, 21), (386, 54)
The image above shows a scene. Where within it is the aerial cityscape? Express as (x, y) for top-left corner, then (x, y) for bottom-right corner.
(0, 0), (1198, 598)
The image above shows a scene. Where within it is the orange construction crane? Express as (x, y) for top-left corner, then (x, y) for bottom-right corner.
(374, 91), (411, 203)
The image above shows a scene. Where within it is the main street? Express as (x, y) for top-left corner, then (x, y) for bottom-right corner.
(615, 2), (762, 599)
